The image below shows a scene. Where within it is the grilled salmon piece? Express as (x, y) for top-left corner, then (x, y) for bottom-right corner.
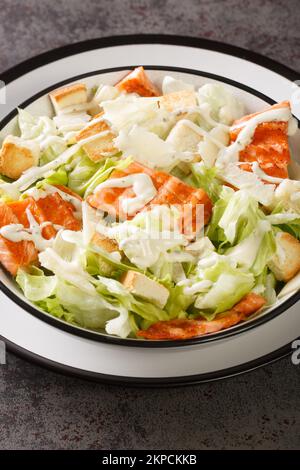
(37, 193), (81, 232)
(0, 187), (81, 275)
(8, 198), (56, 239)
(115, 66), (160, 97)
(137, 293), (266, 340)
(0, 202), (38, 275)
(87, 162), (212, 232)
(87, 162), (168, 218)
(230, 101), (291, 179)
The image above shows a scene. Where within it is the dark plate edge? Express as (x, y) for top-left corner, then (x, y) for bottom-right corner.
(1, 334), (292, 388)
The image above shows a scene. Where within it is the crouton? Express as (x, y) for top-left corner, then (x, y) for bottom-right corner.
(268, 232), (300, 282)
(75, 114), (117, 162)
(91, 232), (119, 253)
(0, 135), (40, 179)
(115, 66), (160, 97)
(90, 233), (120, 276)
(49, 83), (88, 113)
(159, 89), (197, 115)
(121, 270), (169, 309)
(166, 119), (202, 161)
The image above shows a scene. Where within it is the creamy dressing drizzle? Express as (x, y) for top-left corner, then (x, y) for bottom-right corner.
(179, 119), (226, 149)
(177, 279), (213, 296)
(250, 162), (285, 184)
(173, 105), (230, 131)
(0, 126), (115, 197)
(217, 106), (296, 167)
(94, 173), (157, 215)
(0, 208), (55, 251)
(25, 183), (82, 219)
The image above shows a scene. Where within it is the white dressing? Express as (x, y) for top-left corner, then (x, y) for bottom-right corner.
(219, 163), (275, 206)
(94, 173), (157, 215)
(0, 208), (54, 251)
(39, 248), (96, 294)
(181, 279), (213, 296)
(217, 105), (295, 167)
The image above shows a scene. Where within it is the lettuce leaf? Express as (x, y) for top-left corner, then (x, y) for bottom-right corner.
(190, 162), (222, 203)
(197, 83), (244, 126)
(16, 267), (57, 301)
(83, 156), (131, 196)
(68, 153), (102, 195)
(207, 188), (266, 247)
(195, 260), (254, 314)
(18, 108), (66, 164)
(267, 204), (300, 240)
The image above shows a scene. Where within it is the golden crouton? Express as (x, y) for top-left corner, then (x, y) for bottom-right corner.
(121, 270), (169, 309)
(91, 233), (120, 276)
(76, 114), (117, 162)
(0, 135), (40, 179)
(159, 89), (197, 114)
(91, 232), (119, 253)
(166, 119), (202, 160)
(49, 83), (88, 113)
(268, 232), (300, 282)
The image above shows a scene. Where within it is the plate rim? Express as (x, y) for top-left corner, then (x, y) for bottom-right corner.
(0, 34), (299, 384)
(2, 335), (291, 388)
(1, 64), (300, 348)
(0, 34), (299, 85)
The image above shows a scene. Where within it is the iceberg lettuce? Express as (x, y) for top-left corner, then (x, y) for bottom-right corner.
(18, 108), (66, 164)
(197, 83), (244, 125)
(195, 260), (254, 314)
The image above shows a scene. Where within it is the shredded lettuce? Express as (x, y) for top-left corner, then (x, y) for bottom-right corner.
(207, 188), (266, 247)
(267, 204), (300, 240)
(197, 83), (244, 126)
(67, 152), (102, 195)
(195, 260), (255, 315)
(83, 156), (132, 196)
(18, 108), (67, 164)
(16, 267), (57, 301)
(190, 162), (222, 203)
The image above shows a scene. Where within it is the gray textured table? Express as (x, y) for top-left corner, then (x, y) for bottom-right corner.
(0, 0), (300, 450)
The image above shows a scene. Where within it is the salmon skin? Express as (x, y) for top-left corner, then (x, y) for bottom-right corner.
(230, 101), (291, 179)
(137, 293), (266, 340)
(87, 161), (212, 235)
(0, 185), (81, 275)
(115, 66), (160, 97)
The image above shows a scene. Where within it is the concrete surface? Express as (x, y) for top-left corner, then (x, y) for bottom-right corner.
(0, 0), (300, 450)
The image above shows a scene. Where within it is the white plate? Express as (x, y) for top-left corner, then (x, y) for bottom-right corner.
(0, 35), (300, 386)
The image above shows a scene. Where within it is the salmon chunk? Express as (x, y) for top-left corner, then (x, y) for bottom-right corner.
(230, 101), (292, 178)
(0, 186), (81, 275)
(87, 162), (212, 233)
(115, 66), (160, 97)
(137, 293), (266, 340)
(0, 202), (38, 275)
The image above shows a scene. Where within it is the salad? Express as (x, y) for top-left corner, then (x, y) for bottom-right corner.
(0, 66), (300, 340)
